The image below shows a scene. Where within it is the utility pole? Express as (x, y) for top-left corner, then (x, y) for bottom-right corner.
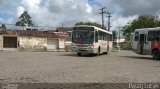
(117, 27), (123, 44)
(107, 12), (112, 31)
(99, 7), (106, 29)
(62, 24), (64, 29)
(0, 9), (2, 25)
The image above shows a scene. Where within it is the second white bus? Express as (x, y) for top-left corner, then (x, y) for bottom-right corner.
(132, 27), (160, 59)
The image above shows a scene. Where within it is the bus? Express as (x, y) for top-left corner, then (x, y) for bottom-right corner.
(132, 27), (160, 59)
(71, 25), (112, 56)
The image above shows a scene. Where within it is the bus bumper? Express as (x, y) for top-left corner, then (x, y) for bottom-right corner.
(71, 47), (94, 54)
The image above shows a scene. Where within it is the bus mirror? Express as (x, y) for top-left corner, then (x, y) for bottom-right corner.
(156, 37), (159, 41)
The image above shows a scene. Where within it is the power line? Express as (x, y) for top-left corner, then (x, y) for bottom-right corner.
(99, 7), (106, 29)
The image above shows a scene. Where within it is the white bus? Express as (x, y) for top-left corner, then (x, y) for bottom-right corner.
(132, 27), (160, 59)
(71, 25), (112, 56)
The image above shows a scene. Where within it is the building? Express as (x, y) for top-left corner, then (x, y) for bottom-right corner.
(0, 29), (69, 51)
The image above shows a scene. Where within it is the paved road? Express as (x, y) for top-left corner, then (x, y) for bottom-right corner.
(0, 50), (160, 84)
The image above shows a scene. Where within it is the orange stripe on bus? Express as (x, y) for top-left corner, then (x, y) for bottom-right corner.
(151, 41), (160, 49)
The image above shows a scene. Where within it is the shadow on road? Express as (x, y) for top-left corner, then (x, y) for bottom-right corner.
(59, 53), (99, 57)
(119, 56), (157, 60)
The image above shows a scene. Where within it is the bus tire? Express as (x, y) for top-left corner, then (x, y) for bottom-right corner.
(89, 53), (94, 56)
(103, 52), (108, 54)
(107, 46), (109, 51)
(153, 50), (160, 60)
(77, 53), (81, 56)
(97, 47), (100, 56)
(104, 46), (109, 54)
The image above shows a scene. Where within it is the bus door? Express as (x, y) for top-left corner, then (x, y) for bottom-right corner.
(137, 34), (146, 54)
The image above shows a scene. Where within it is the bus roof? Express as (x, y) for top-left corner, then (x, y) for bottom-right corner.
(74, 25), (112, 34)
(135, 27), (160, 32)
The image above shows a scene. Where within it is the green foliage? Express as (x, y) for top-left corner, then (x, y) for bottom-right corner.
(15, 11), (34, 27)
(122, 15), (160, 35)
(123, 41), (132, 44)
(75, 22), (106, 29)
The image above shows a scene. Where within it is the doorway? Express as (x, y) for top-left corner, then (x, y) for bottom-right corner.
(3, 37), (17, 48)
(138, 34), (145, 54)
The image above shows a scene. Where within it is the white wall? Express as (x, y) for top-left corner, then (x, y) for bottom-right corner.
(47, 38), (58, 50)
(19, 36), (47, 50)
(0, 35), (3, 50)
(59, 39), (65, 49)
(116, 38), (125, 43)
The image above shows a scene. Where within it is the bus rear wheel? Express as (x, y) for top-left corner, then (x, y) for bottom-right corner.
(153, 50), (160, 60)
(77, 53), (82, 56)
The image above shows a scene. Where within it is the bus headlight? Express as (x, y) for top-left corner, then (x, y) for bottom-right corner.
(89, 44), (94, 49)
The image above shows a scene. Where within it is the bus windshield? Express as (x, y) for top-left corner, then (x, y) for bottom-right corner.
(72, 27), (94, 44)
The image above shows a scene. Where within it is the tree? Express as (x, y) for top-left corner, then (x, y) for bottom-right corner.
(75, 22), (106, 29)
(15, 11), (34, 27)
(122, 15), (160, 35)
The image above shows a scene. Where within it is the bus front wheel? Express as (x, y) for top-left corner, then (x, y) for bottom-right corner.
(153, 50), (160, 60)
(96, 47), (100, 56)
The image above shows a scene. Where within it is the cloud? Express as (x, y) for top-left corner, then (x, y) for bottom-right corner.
(111, 15), (138, 30)
(0, 0), (20, 11)
(0, 0), (20, 24)
(13, 0), (99, 27)
(16, 6), (25, 17)
(99, 0), (160, 16)
(1, 0), (160, 30)
(114, 0), (160, 16)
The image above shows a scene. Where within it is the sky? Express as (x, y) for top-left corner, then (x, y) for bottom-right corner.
(0, 0), (160, 30)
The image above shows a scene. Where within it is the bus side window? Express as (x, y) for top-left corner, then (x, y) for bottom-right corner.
(148, 31), (156, 41)
(99, 31), (102, 40)
(134, 32), (139, 41)
(95, 31), (98, 42)
(103, 32), (105, 40)
(105, 34), (107, 40)
(110, 34), (112, 41)
(156, 30), (160, 41)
